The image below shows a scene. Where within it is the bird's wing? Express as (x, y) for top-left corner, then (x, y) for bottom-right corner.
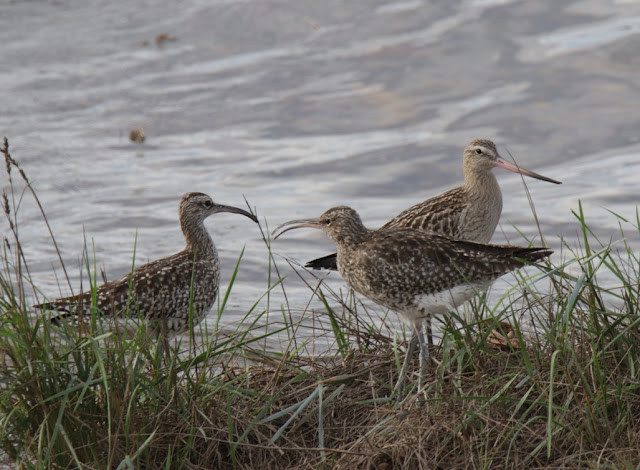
(381, 187), (467, 238)
(353, 230), (549, 296)
(436, 237), (551, 281)
(34, 251), (202, 319)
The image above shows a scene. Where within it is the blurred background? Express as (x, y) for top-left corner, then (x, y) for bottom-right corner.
(2, 0), (639, 341)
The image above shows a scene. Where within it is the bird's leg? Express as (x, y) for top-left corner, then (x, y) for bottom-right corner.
(417, 320), (430, 392)
(394, 332), (418, 395)
(425, 316), (433, 345)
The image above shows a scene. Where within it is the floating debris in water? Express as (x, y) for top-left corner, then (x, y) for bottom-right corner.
(142, 34), (177, 46)
(155, 33), (176, 45)
(129, 128), (145, 144)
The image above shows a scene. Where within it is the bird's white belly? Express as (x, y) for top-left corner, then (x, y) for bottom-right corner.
(417, 284), (478, 313)
(396, 283), (482, 325)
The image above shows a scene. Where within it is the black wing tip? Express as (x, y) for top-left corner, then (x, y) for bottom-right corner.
(304, 260), (321, 270)
(519, 247), (553, 263)
(33, 302), (74, 315)
(51, 312), (75, 326)
(33, 302), (76, 326)
(304, 253), (339, 271)
(33, 302), (53, 311)
(304, 260), (338, 271)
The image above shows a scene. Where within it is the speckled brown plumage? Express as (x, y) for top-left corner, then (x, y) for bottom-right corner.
(277, 206), (551, 332)
(34, 192), (258, 334)
(305, 139), (560, 270)
(275, 206), (552, 391)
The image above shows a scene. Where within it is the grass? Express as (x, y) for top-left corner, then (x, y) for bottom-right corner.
(1, 137), (640, 469)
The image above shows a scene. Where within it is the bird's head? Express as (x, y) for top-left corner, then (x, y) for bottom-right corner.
(273, 206), (367, 245)
(179, 192), (258, 226)
(463, 138), (561, 184)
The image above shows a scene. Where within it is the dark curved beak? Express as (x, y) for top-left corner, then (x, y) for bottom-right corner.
(494, 156), (561, 184)
(272, 218), (322, 239)
(214, 204), (258, 223)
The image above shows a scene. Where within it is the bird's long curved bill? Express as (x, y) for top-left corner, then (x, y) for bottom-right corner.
(215, 204), (258, 223)
(494, 156), (561, 184)
(272, 218), (321, 239)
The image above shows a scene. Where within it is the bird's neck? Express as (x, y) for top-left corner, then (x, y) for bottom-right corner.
(332, 223), (370, 250)
(463, 167), (501, 203)
(333, 225), (371, 278)
(182, 219), (216, 258)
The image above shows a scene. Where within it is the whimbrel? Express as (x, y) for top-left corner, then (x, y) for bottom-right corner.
(305, 139), (560, 270)
(275, 206), (551, 391)
(35, 192), (258, 335)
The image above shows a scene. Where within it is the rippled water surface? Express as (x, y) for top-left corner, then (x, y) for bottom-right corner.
(2, 0), (640, 345)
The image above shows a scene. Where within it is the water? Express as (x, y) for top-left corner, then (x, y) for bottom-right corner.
(2, 0), (639, 347)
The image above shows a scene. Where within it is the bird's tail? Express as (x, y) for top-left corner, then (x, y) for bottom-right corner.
(512, 247), (553, 264)
(33, 293), (92, 325)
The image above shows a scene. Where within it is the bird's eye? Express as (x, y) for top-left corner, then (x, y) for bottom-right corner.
(324, 218), (331, 225)
(203, 200), (213, 208)
(475, 148), (482, 155)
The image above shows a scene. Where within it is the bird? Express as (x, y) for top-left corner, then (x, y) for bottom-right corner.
(305, 138), (560, 271)
(34, 192), (258, 335)
(274, 206), (552, 392)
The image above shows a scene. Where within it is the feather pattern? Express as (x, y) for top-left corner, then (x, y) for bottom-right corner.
(279, 206), (551, 331)
(35, 192), (257, 334)
(338, 218), (550, 329)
